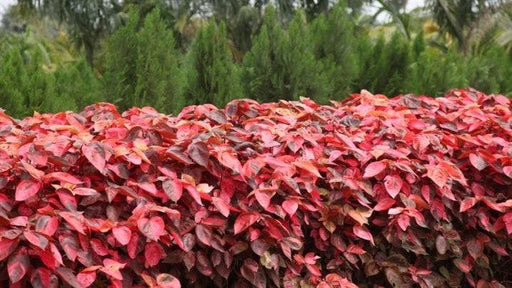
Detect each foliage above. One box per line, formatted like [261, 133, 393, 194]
[1, 89, 512, 287]
[184, 20, 242, 108]
[104, 9, 184, 114]
[310, 0, 358, 99]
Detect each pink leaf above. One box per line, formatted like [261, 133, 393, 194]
[234, 213, 259, 235]
[113, 226, 132, 246]
[353, 225, 374, 245]
[363, 161, 387, 178]
[15, 179, 42, 201]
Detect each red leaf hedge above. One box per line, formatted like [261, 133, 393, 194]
[1, 89, 512, 287]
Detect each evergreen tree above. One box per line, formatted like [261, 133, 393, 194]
[135, 8, 184, 114]
[54, 58, 101, 110]
[184, 20, 242, 107]
[412, 30, 426, 60]
[104, 8, 184, 114]
[285, 9, 329, 103]
[0, 45, 26, 116]
[242, 6, 290, 102]
[310, 0, 358, 99]
[104, 9, 139, 111]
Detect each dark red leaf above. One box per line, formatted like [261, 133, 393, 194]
[56, 267, 82, 288]
[145, 242, 165, 268]
[240, 259, 266, 288]
[82, 142, 106, 172]
[187, 142, 209, 167]
[162, 178, 183, 202]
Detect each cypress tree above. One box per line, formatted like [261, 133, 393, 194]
[285, 9, 329, 103]
[310, 0, 358, 99]
[104, 8, 184, 114]
[242, 6, 289, 102]
[184, 20, 242, 108]
[54, 58, 101, 110]
[103, 10, 139, 111]
[135, 8, 184, 114]
[0, 45, 26, 117]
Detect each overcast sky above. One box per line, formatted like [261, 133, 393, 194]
[0, 0, 426, 18]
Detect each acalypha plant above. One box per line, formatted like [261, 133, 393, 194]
[0, 89, 511, 287]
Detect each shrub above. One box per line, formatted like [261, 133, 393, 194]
[0, 89, 511, 287]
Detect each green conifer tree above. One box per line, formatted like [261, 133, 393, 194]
[285, 9, 329, 103]
[135, 8, 184, 114]
[103, 9, 139, 111]
[242, 6, 290, 102]
[184, 20, 242, 107]
[310, 0, 358, 99]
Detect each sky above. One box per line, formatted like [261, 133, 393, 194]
[0, 0, 426, 18]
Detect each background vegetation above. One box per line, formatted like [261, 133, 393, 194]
[1, 0, 511, 117]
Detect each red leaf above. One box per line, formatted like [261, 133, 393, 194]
[59, 212, 86, 235]
[255, 189, 272, 209]
[503, 212, 512, 235]
[35, 216, 58, 237]
[187, 142, 209, 167]
[469, 153, 487, 171]
[212, 197, 230, 217]
[156, 273, 181, 288]
[30, 268, 52, 288]
[0, 238, 19, 261]
[82, 142, 106, 172]
[20, 160, 44, 180]
[8, 253, 30, 283]
[353, 225, 374, 245]
[195, 224, 212, 247]
[15, 179, 42, 201]
[384, 175, 403, 198]
[453, 258, 472, 273]
[56, 267, 82, 288]
[162, 179, 183, 202]
[374, 198, 396, 211]
[23, 230, 49, 250]
[294, 160, 322, 178]
[145, 242, 165, 268]
[217, 151, 242, 174]
[427, 164, 449, 188]
[77, 270, 97, 287]
[234, 213, 259, 235]
[113, 226, 132, 246]
[282, 200, 299, 216]
[100, 258, 126, 280]
[57, 189, 78, 211]
[240, 259, 267, 288]
[363, 161, 387, 178]
[137, 216, 165, 241]
[460, 197, 478, 212]
[503, 166, 512, 178]
[44, 172, 83, 184]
